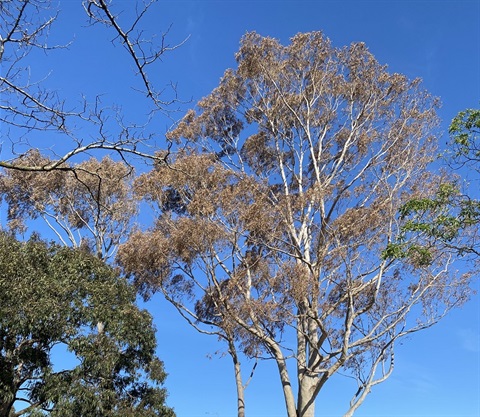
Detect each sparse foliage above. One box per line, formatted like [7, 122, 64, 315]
[119, 32, 474, 417]
[390, 108, 480, 263]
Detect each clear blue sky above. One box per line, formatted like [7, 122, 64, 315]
[7, 1, 480, 416]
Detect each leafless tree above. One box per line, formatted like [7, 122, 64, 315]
[119, 32, 474, 417]
[0, 0, 184, 172]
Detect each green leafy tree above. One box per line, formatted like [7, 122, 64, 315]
[450, 108, 480, 167]
[386, 108, 480, 260]
[0, 232, 174, 417]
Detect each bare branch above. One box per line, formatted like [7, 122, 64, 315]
[82, 0, 188, 109]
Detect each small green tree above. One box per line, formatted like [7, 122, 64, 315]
[0, 232, 174, 417]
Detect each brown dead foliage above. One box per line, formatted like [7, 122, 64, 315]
[119, 31, 474, 417]
[0, 150, 136, 257]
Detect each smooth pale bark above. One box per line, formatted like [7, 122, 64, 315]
[273, 351, 297, 417]
[343, 408, 358, 417]
[230, 341, 246, 417]
[297, 374, 317, 417]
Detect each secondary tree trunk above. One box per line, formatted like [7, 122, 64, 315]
[232, 350, 245, 417]
[272, 351, 297, 417]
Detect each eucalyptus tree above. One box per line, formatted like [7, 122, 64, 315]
[0, 151, 136, 260]
[119, 32, 475, 417]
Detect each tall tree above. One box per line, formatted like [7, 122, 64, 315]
[0, 232, 174, 417]
[119, 32, 474, 417]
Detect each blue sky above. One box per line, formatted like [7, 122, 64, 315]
[4, 0, 480, 416]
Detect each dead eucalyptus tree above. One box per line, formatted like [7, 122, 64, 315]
[0, 150, 136, 260]
[119, 32, 473, 417]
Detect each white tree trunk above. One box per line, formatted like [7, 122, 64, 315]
[273, 353, 297, 417]
[232, 353, 245, 417]
[297, 374, 317, 417]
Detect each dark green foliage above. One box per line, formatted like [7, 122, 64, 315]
[382, 243, 433, 267]
[0, 232, 174, 417]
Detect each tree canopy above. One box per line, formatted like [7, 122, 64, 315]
[0, 232, 174, 417]
[119, 32, 475, 417]
[449, 108, 480, 167]
[0, 152, 136, 260]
